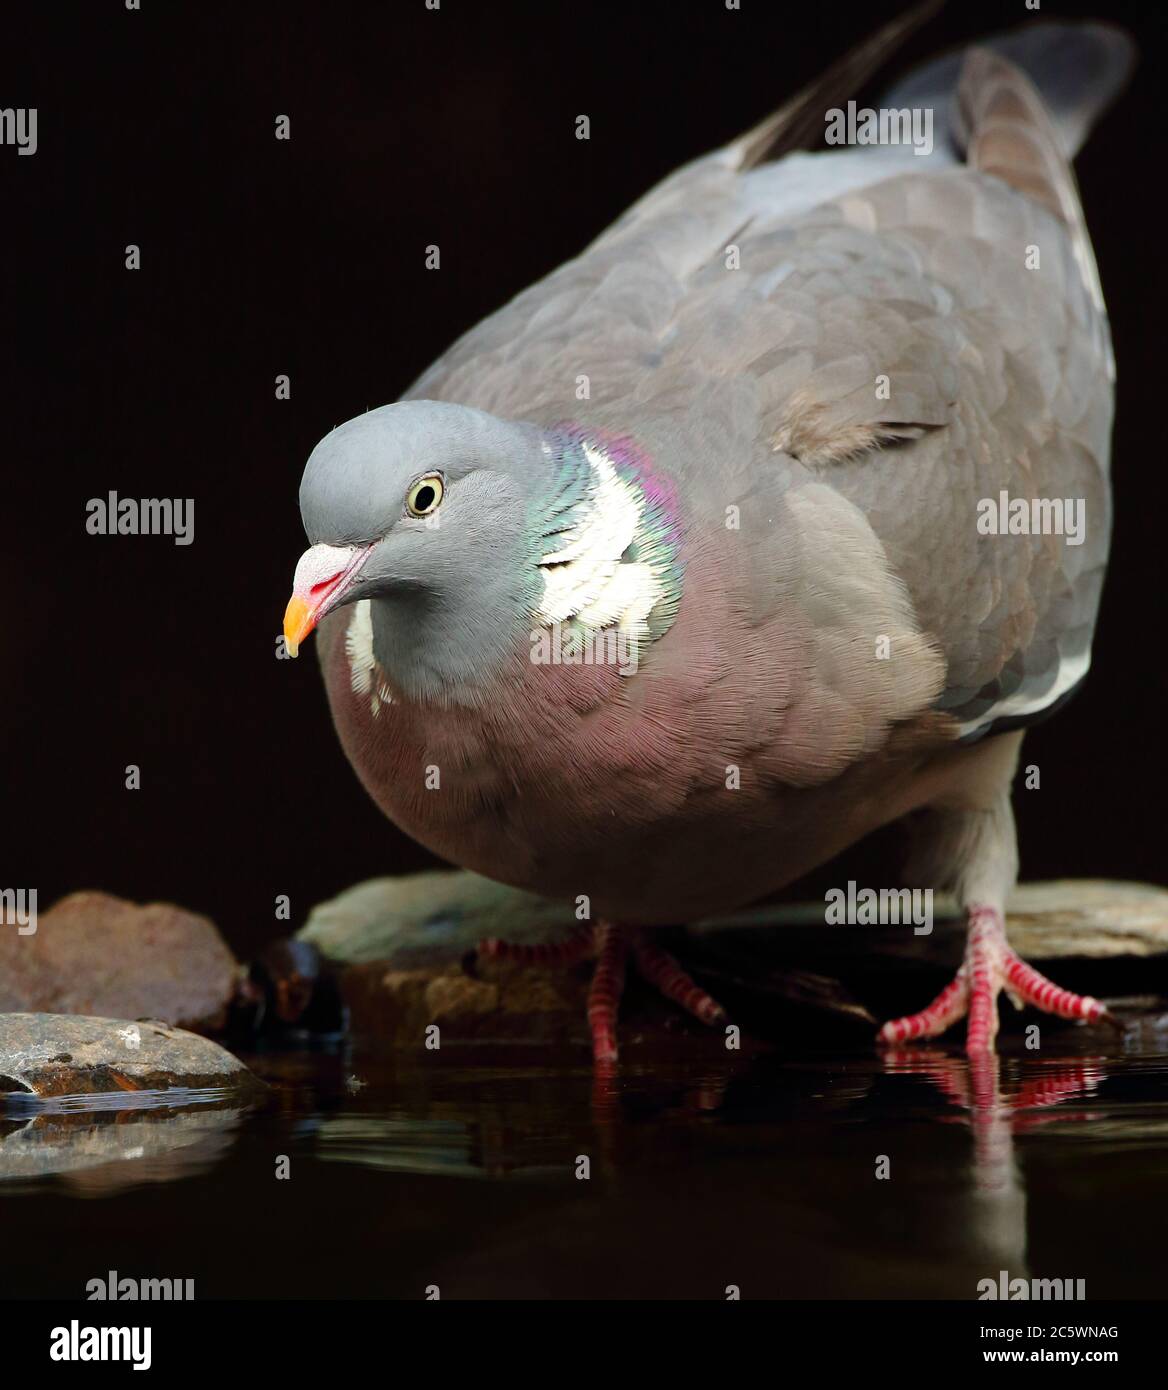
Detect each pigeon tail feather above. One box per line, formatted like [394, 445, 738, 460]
[882, 21, 1135, 162]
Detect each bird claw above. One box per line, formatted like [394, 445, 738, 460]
[877, 905, 1110, 1053]
[479, 920, 728, 1064]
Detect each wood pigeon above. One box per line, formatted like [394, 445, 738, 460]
[283, 9, 1133, 1063]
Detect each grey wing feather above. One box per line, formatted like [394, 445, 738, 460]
[405, 21, 1122, 746]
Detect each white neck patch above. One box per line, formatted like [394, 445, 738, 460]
[345, 599, 394, 717]
[535, 442, 664, 640]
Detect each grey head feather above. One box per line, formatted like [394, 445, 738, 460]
[296, 400, 597, 704]
[301, 400, 548, 545]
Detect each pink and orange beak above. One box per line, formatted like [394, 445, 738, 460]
[283, 543, 373, 657]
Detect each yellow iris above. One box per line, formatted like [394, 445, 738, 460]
[406, 474, 444, 517]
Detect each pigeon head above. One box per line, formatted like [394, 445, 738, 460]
[283, 400, 597, 700]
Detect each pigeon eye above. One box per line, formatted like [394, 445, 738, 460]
[406, 474, 444, 517]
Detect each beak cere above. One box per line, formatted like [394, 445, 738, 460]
[283, 542, 372, 658]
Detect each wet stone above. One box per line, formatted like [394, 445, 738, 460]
[0, 1013, 264, 1098]
[339, 958, 584, 1047]
[0, 892, 238, 1032]
[295, 873, 1168, 1053]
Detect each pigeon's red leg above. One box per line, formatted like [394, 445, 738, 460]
[878, 905, 1110, 1053]
[1000, 950, 1109, 1026]
[587, 922, 627, 1065]
[876, 973, 969, 1043]
[965, 906, 1005, 1051]
[477, 921, 729, 1064]
[478, 929, 594, 966]
[630, 933, 727, 1027]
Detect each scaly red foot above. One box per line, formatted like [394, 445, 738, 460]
[480, 921, 727, 1064]
[877, 904, 1111, 1053]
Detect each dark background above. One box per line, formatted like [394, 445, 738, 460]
[3, 0, 1164, 962]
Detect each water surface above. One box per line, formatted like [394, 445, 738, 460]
[3, 1027, 1166, 1300]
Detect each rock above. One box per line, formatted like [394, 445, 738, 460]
[693, 879, 1168, 966]
[300, 872, 1168, 969]
[0, 892, 238, 1032]
[298, 870, 565, 966]
[986, 880, 1168, 960]
[298, 872, 604, 1048]
[335, 947, 825, 1053]
[294, 873, 1168, 1051]
[423, 973, 500, 1019]
[339, 958, 583, 1047]
[0, 1013, 264, 1098]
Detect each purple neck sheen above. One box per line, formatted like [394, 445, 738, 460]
[551, 421, 684, 547]
[548, 421, 686, 643]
